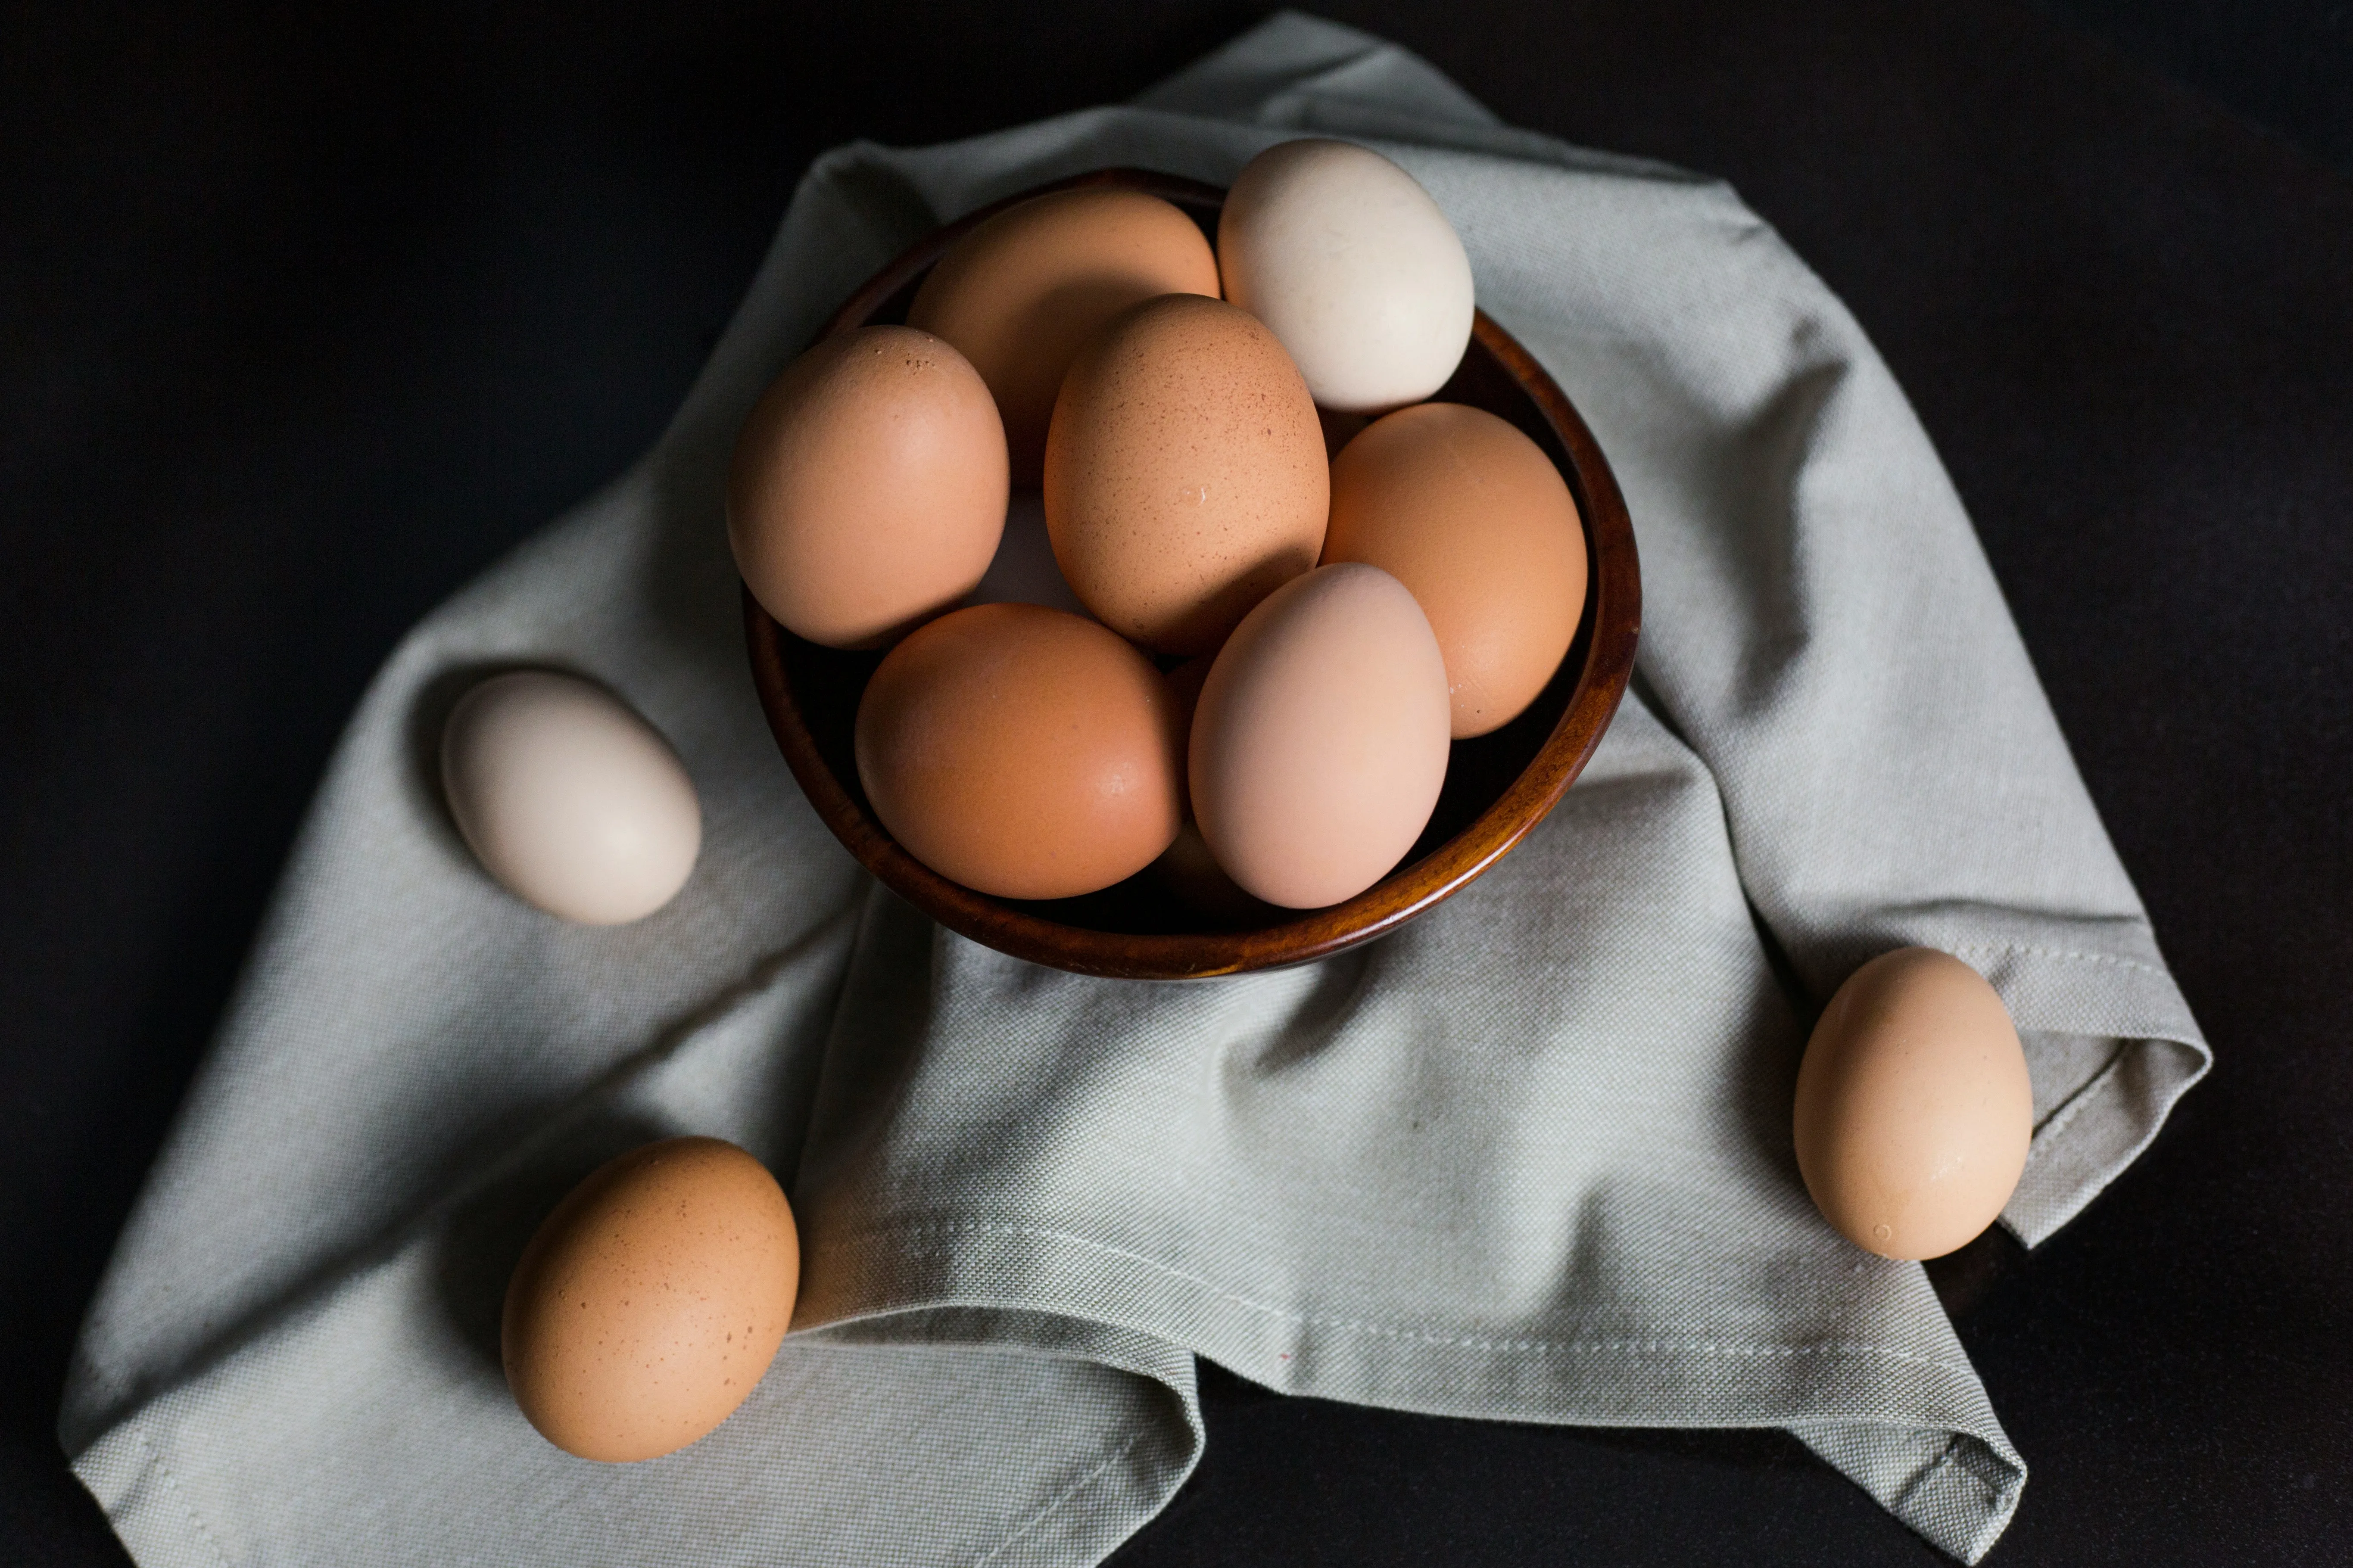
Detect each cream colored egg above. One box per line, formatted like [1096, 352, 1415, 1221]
[440, 670, 701, 924]
[1792, 947, 2035, 1260]
[1218, 139, 1475, 414]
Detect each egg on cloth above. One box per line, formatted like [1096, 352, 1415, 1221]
[728, 324, 1007, 649]
[501, 1137, 800, 1463]
[1188, 563, 1450, 908]
[908, 186, 1221, 485]
[1044, 293, 1328, 654]
[1323, 402, 1587, 737]
[854, 601, 1184, 899]
[1218, 138, 1475, 414]
[1792, 948, 2035, 1260]
[439, 670, 701, 925]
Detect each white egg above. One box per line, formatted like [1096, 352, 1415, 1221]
[440, 670, 701, 924]
[1217, 139, 1476, 414]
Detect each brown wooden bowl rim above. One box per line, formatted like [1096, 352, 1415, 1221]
[743, 166, 1642, 980]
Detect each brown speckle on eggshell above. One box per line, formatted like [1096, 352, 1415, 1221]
[1043, 294, 1328, 655]
[908, 187, 1221, 485]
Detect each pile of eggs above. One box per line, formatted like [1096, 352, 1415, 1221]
[437, 141, 2041, 1473]
[729, 140, 1589, 912]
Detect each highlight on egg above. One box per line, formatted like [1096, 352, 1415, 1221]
[1792, 947, 2035, 1261]
[728, 324, 1008, 649]
[1323, 401, 1587, 737]
[854, 601, 1184, 900]
[908, 186, 1222, 485]
[1044, 293, 1328, 654]
[439, 669, 702, 925]
[502, 1137, 800, 1463]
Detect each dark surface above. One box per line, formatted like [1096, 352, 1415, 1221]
[3, 2, 2347, 1564]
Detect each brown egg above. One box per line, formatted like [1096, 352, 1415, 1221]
[855, 602, 1183, 899]
[1792, 948, 2035, 1261]
[908, 188, 1221, 485]
[1190, 563, 1450, 908]
[1044, 294, 1328, 655]
[727, 325, 1007, 649]
[1322, 402, 1587, 738]
[502, 1137, 799, 1463]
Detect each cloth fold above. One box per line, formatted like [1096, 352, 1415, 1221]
[63, 14, 2207, 1566]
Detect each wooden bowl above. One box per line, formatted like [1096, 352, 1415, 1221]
[745, 167, 1640, 979]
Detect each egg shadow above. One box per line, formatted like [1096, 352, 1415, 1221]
[430, 1108, 672, 1377]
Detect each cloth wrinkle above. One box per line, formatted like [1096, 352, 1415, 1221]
[828, 1216, 1977, 1373]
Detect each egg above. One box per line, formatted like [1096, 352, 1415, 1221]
[502, 1137, 799, 1463]
[907, 187, 1222, 485]
[1044, 293, 1327, 654]
[1218, 139, 1475, 414]
[1792, 948, 2035, 1261]
[855, 602, 1183, 899]
[728, 325, 1007, 649]
[1189, 563, 1450, 908]
[440, 670, 701, 925]
[1323, 402, 1587, 737]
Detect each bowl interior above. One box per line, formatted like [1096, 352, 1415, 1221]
[745, 168, 1638, 978]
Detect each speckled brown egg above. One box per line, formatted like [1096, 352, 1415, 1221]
[502, 1137, 799, 1463]
[908, 187, 1221, 485]
[854, 601, 1183, 899]
[1043, 294, 1327, 655]
[1792, 948, 2035, 1261]
[727, 325, 1007, 649]
[1323, 402, 1587, 738]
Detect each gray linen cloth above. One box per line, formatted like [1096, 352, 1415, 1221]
[63, 14, 2209, 1565]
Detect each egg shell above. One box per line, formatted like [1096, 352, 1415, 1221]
[1189, 563, 1451, 908]
[854, 601, 1183, 899]
[1044, 294, 1328, 654]
[1324, 402, 1588, 737]
[1792, 948, 2035, 1261]
[907, 187, 1222, 485]
[440, 670, 701, 925]
[1218, 139, 1475, 414]
[728, 325, 1007, 649]
[502, 1137, 799, 1463]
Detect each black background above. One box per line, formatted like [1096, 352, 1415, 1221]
[3, 2, 2348, 1563]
